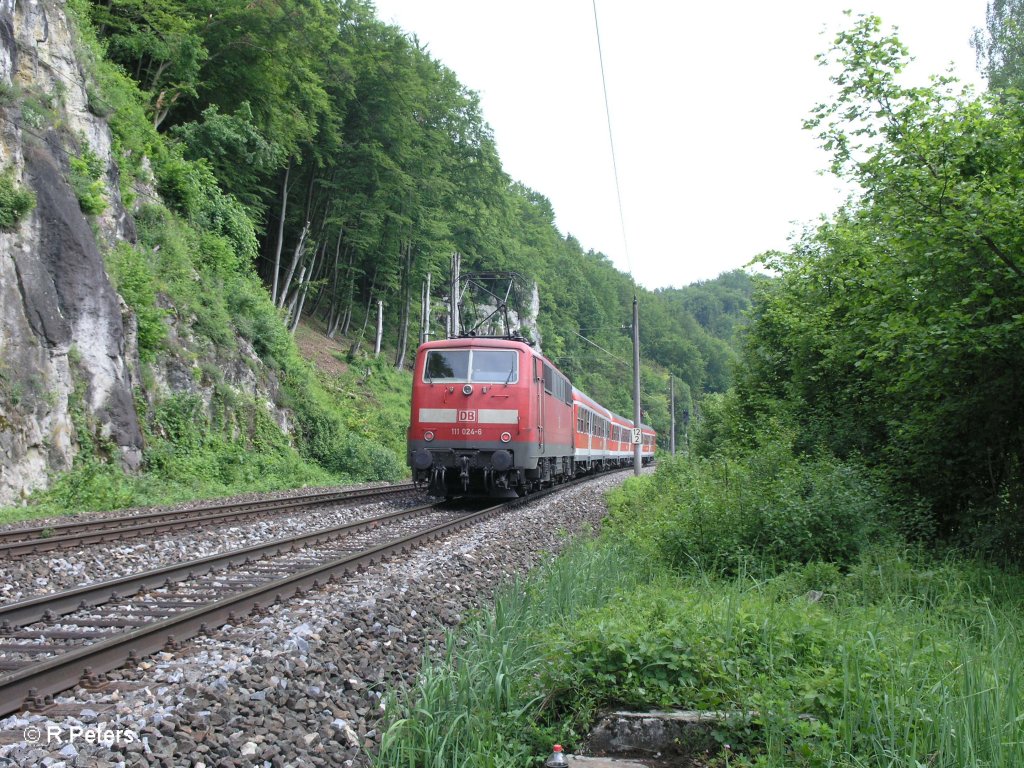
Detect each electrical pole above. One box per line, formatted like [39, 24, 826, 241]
[632, 296, 642, 476]
[670, 374, 676, 456]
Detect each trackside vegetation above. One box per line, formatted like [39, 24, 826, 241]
[375, 458, 1024, 768]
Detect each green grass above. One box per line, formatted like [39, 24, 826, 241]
[377, 539, 654, 768]
[374, 455, 1024, 768]
[544, 549, 1023, 767]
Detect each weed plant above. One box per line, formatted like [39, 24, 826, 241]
[0, 168, 35, 230]
[376, 453, 1023, 768]
[376, 539, 654, 768]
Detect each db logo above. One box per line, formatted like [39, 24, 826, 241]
[458, 410, 477, 423]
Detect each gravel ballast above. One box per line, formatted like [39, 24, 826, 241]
[0, 473, 633, 768]
[0, 494, 419, 606]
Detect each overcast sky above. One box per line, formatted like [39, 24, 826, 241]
[372, 1, 989, 290]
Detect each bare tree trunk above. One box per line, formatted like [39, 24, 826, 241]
[299, 239, 328, 322]
[338, 247, 357, 336]
[290, 268, 314, 334]
[373, 300, 384, 357]
[271, 160, 292, 305]
[420, 272, 432, 345]
[327, 245, 353, 339]
[277, 220, 310, 310]
[286, 265, 307, 324]
[287, 243, 321, 332]
[449, 252, 461, 338]
[340, 303, 352, 337]
[395, 242, 413, 370]
[348, 266, 378, 358]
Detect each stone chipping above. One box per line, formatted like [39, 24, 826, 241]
[0, 473, 630, 768]
[0, 486, 415, 605]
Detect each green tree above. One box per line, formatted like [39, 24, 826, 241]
[972, 0, 1024, 91]
[739, 14, 1024, 536]
[89, 0, 207, 128]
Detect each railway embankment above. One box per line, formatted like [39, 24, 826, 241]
[0, 474, 624, 767]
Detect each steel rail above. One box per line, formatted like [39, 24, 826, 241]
[0, 500, 448, 628]
[0, 483, 417, 557]
[0, 471, 624, 718]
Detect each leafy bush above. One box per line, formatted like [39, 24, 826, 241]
[69, 145, 106, 214]
[154, 150, 258, 263]
[0, 169, 35, 229]
[106, 243, 167, 362]
[607, 441, 891, 574]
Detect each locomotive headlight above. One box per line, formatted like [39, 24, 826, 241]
[424, 430, 435, 442]
[500, 432, 512, 443]
[462, 384, 473, 396]
[491, 449, 513, 471]
[412, 449, 433, 470]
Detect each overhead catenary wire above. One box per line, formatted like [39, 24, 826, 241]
[591, 0, 633, 289]
[569, 329, 630, 368]
[592, 0, 644, 471]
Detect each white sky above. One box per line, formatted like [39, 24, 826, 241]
[371, 1, 989, 290]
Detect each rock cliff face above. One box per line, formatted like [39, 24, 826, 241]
[0, 0, 146, 505]
[0, 0, 286, 507]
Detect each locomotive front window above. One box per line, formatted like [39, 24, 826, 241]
[423, 349, 518, 383]
[471, 350, 519, 383]
[424, 350, 470, 381]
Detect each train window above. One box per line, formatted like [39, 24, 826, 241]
[424, 350, 469, 381]
[471, 350, 518, 383]
[423, 349, 518, 383]
[564, 378, 572, 406]
[543, 363, 554, 394]
[577, 408, 584, 432]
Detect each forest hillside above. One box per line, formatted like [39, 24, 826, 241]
[0, 0, 753, 515]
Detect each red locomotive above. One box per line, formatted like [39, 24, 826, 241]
[407, 335, 655, 496]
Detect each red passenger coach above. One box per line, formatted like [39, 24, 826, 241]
[408, 337, 575, 496]
[572, 391, 655, 472]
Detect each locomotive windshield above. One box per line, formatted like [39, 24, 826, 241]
[423, 349, 518, 384]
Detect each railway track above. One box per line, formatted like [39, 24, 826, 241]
[0, 483, 417, 558]
[0, 472, 622, 720]
[0, 494, 482, 718]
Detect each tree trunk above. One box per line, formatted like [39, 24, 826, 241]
[338, 247, 357, 336]
[420, 272, 432, 345]
[374, 300, 384, 357]
[348, 266, 378, 358]
[271, 160, 292, 305]
[395, 241, 413, 370]
[315, 228, 344, 324]
[277, 220, 310, 310]
[450, 252, 461, 338]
